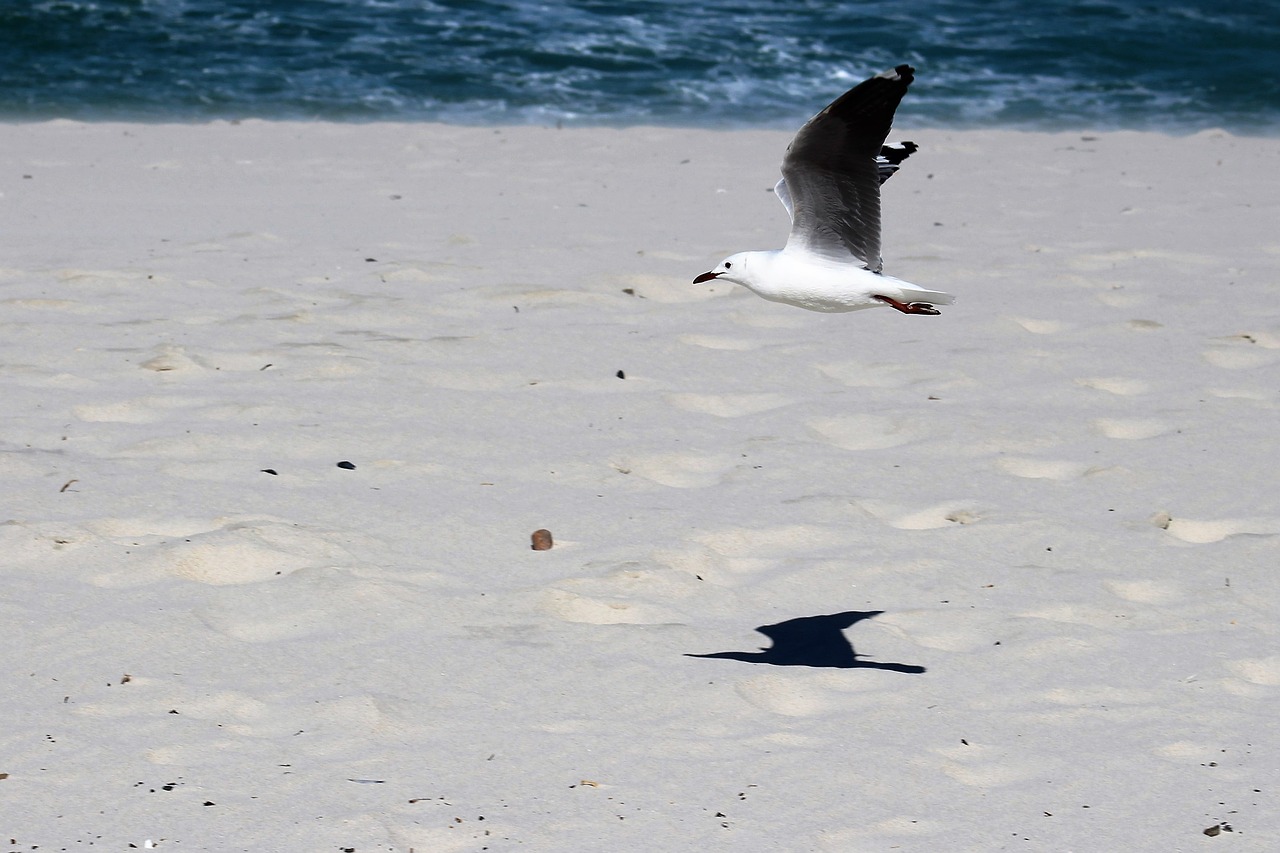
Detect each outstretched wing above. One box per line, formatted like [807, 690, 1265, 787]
[780, 65, 914, 271]
[876, 141, 918, 185]
[775, 140, 917, 221]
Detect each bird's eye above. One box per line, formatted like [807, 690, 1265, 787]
[724, 261, 733, 269]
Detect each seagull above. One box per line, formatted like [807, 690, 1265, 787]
[693, 65, 953, 316]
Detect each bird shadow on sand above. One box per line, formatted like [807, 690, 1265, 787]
[685, 610, 925, 672]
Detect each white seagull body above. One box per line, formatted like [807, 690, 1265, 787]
[694, 65, 953, 316]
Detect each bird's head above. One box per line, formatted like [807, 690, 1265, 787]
[693, 252, 750, 286]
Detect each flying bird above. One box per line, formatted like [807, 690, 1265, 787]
[693, 65, 953, 316]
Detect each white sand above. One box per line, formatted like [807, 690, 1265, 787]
[2, 120, 1278, 850]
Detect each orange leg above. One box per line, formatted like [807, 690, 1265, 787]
[874, 295, 942, 315]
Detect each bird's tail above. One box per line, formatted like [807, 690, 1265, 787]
[902, 286, 955, 305]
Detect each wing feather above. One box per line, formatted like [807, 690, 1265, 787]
[773, 177, 794, 221]
[781, 65, 915, 271]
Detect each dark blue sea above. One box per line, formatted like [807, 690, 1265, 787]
[3, 0, 1277, 132]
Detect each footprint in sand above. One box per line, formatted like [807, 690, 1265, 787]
[734, 673, 835, 717]
[3, 295, 93, 314]
[88, 518, 355, 587]
[695, 524, 846, 558]
[77, 688, 275, 735]
[816, 360, 959, 389]
[1154, 513, 1280, 544]
[416, 367, 524, 391]
[1208, 387, 1273, 402]
[615, 273, 722, 304]
[72, 395, 207, 424]
[1225, 656, 1280, 686]
[1095, 288, 1147, 308]
[664, 392, 791, 418]
[56, 267, 152, 286]
[146, 694, 407, 758]
[617, 451, 739, 488]
[936, 742, 1047, 788]
[652, 525, 847, 583]
[1103, 579, 1183, 605]
[729, 308, 809, 330]
[677, 333, 759, 351]
[200, 567, 442, 643]
[807, 414, 927, 451]
[1231, 330, 1280, 348]
[1009, 316, 1070, 335]
[196, 568, 354, 642]
[1068, 247, 1214, 272]
[1202, 347, 1279, 370]
[541, 589, 676, 625]
[540, 563, 700, 625]
[85, 516, 223, 538]
[0, 519, 99, 566]
[139, 344, 277, 374]
[821, 817, 947, 846]
[874, 610, 997, 654]
[1092, 418, 1171, 440]
[996, 456, 1097, 480]
[138, 345, 211, 374]
[1155, 741, 1232, 763]
[857, 500, 982, 530]
[388, 825, 491, 853]
[1076, 376, 1149, 396]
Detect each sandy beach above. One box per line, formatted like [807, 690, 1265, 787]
[2, 120, 1278, 850]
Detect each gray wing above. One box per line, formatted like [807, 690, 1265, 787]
[780, 65, 915, 271]
[773, 177, 794, 220]
[775, 141, 918, 221]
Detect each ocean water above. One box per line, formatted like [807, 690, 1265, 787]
[2, 0, 1277, 132]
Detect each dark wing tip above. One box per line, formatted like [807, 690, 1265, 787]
[879, 140, 918, 165]
[820, 64, 915, 123]
[876, 141, 919, 184]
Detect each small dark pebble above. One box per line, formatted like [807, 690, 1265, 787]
[531, 529, 554, 551]
[261, 468, 278, 475]
[337, 461, 356, 470]
[616, 370, 625, 379]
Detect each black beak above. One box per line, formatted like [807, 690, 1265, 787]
[692, 271, 721, 284]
